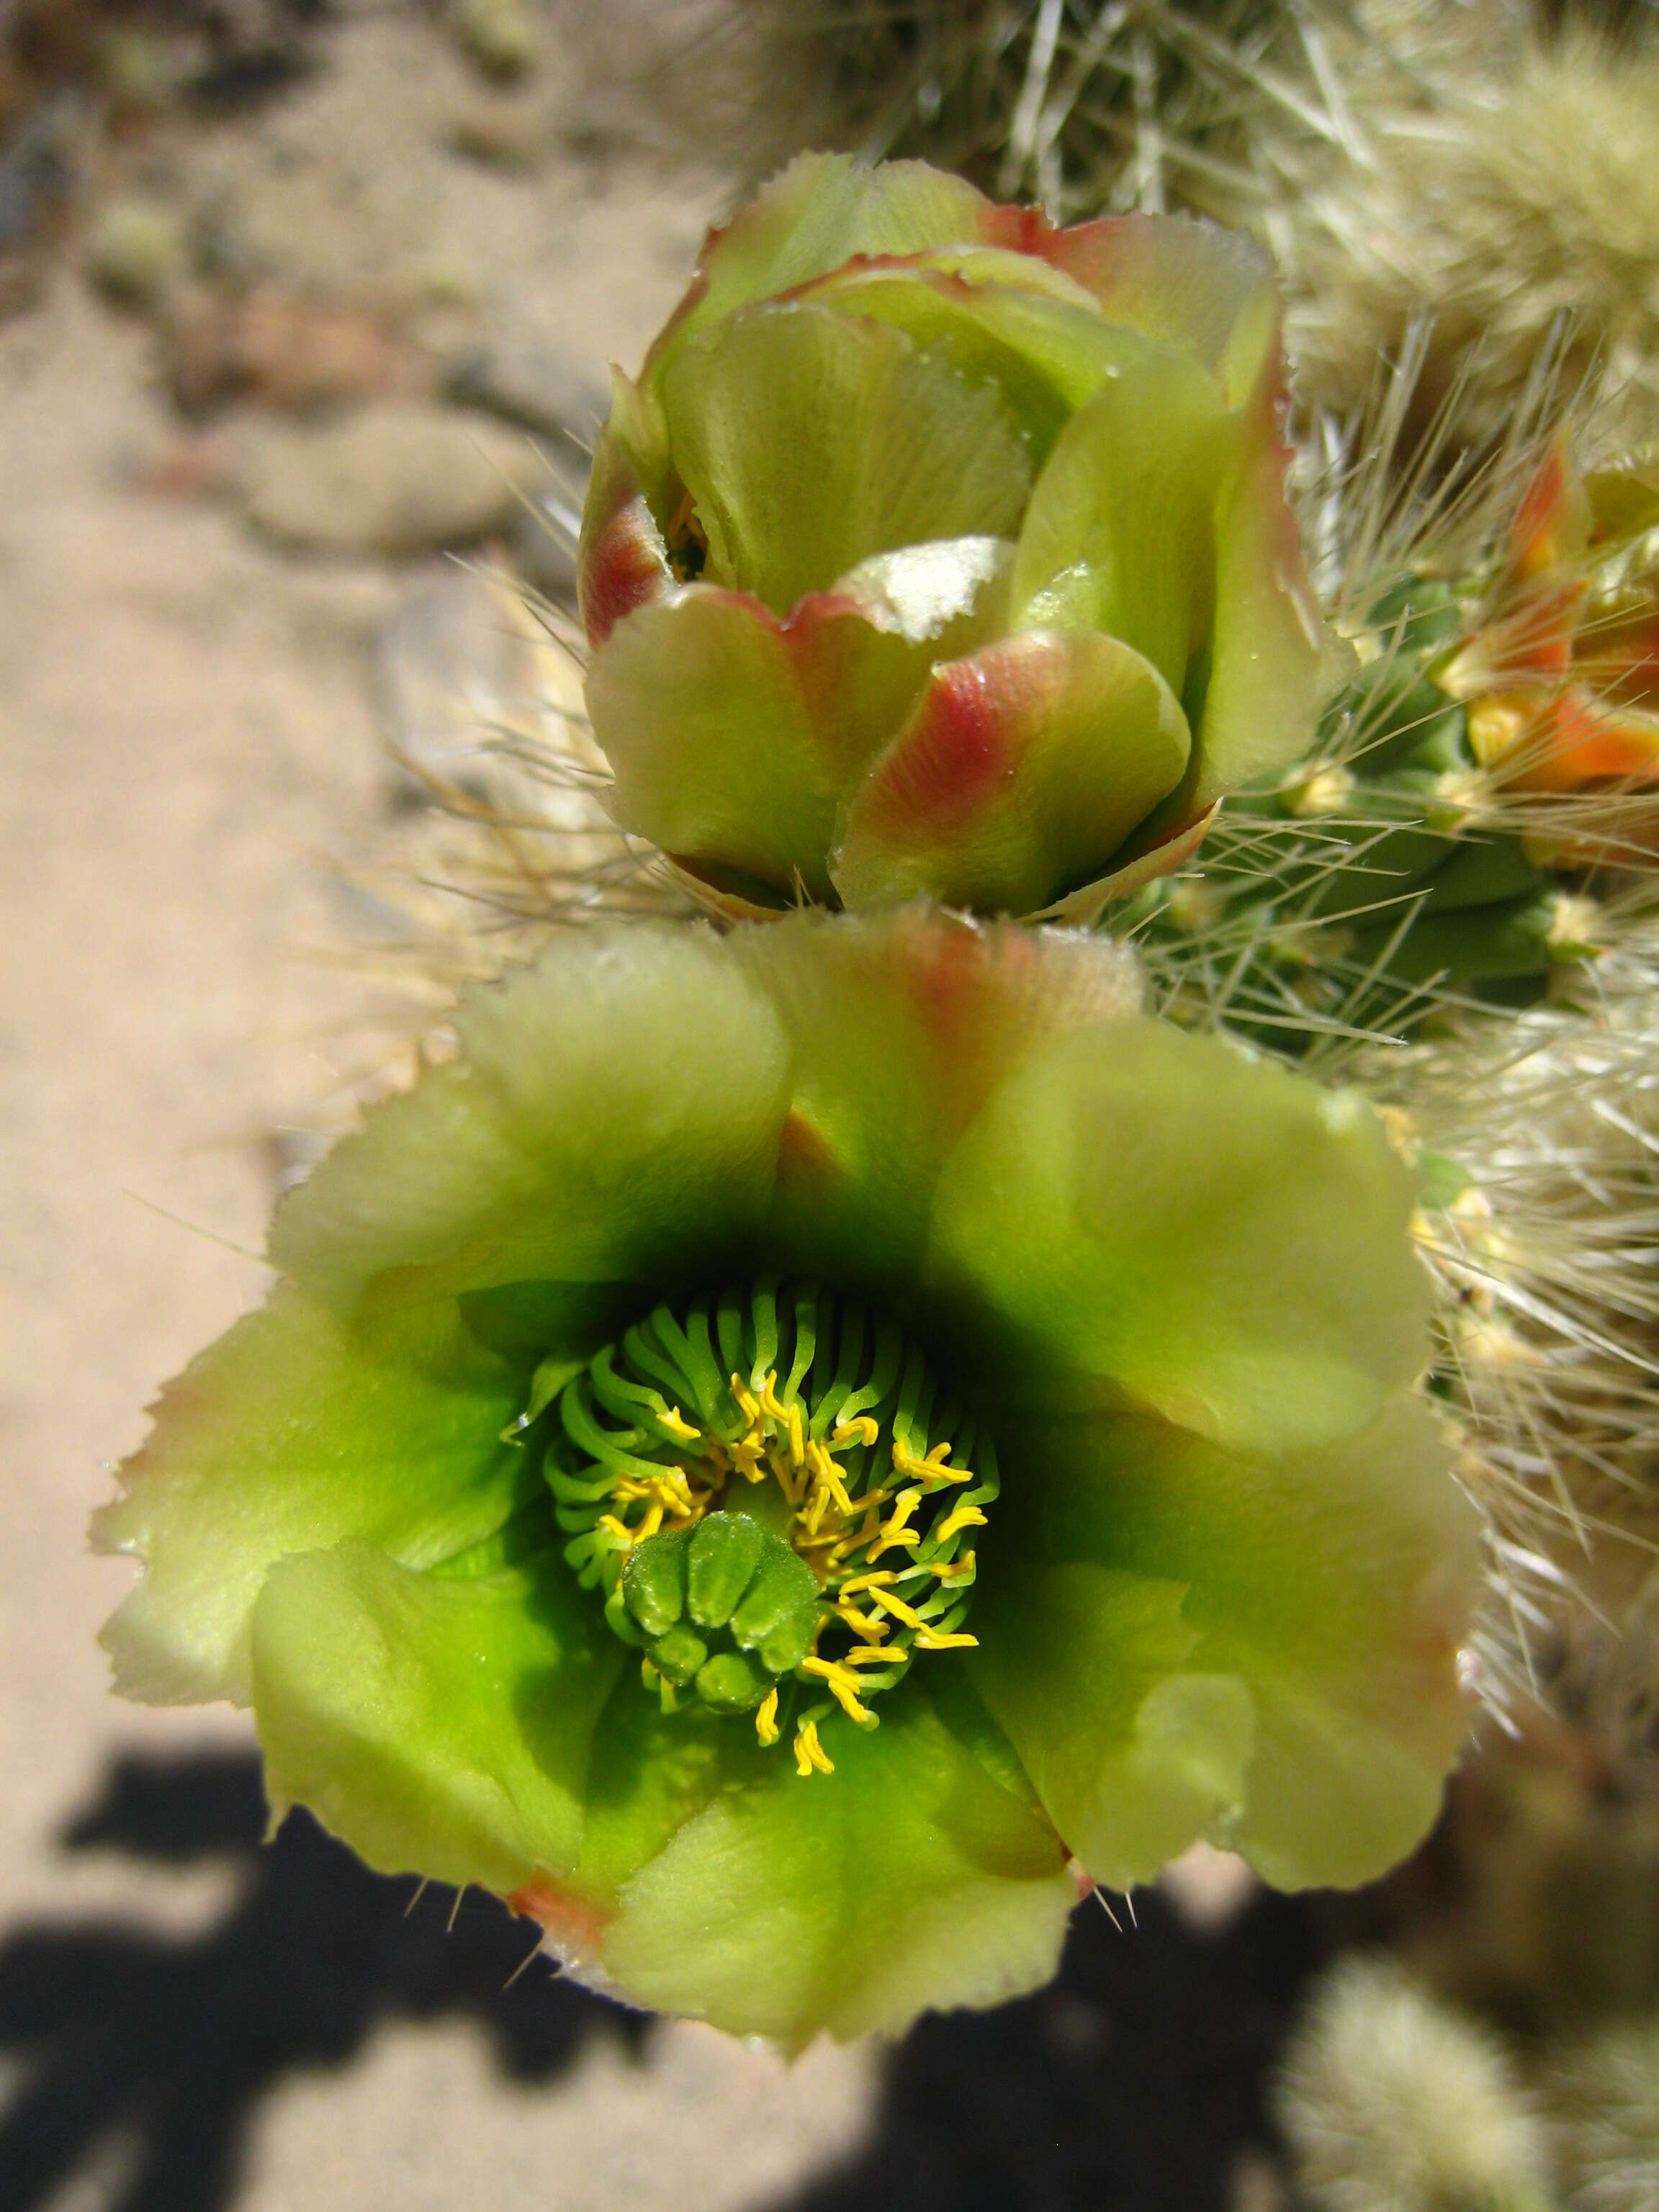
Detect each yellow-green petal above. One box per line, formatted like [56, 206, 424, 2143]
[644, 152, 999, 399]
[1010, 343, 1234, 699]
[967, 1556, 1256, 1889]
[1037, 210, 1276, 388]
[832, 631, 1192, 916]
[602, 1688, 1074, 2046]
[252, 1543, 623, 1905]
[661, 302, 1031, 615]
[1191, 334, 1332, 806]
[795, 251, 1144, 463]
[732, 905, 1143, 1288]
[270, 925, 793, 1315]
[922, 1019, 1430, 1455]
[588, 549, 1011, 904]
[94, 1285, 529, 1705]
[974, 1395, 1478, 1890]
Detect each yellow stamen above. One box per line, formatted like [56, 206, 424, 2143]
[892, 1439, 970, 1486]
[814, 1460, 855, 1519]
[755, 1688, 780, 1747]
[730, 1374, 761, 1426]
[657, 1406, 700, 1442]
[869, 1487, 924, 1561]
[842, 1644, 904, 1667]
[834, 1601, 886, 1640]
[932, 1551, 976, 1581]
[832, 1416, 880, 1449]
[732, 1437, 768, 1483]
[935, 1503, 988, 1545]
[794, 1719, 835, 1776]
[801, 1656, 875, 1723]
[837, 1569, 899, 1598]
[915, 1628, 979, 1651]
[866, 1586, 926, 1631]
[803, 1439, 840, 1488]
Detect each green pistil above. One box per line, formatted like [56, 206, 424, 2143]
[518, 1282, 999, 1773]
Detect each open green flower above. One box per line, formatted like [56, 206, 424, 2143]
[96, 909, 1476, 2045]
[578, 154, 1330, 920]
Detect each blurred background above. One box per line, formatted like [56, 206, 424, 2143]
[2, 5, 1655, 2210]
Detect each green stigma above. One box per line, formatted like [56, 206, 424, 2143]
[523, 1283, 998, 1776]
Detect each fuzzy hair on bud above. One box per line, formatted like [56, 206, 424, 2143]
[1275, 1954, 1554, 2212]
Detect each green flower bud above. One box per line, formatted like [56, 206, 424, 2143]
[577, 153, 1331, 920]
[95, 908, 1477, 2046]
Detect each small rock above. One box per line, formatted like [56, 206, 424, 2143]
[121, 428, 236, 500]
[449, 0, 539, 81]
[243, 403, 540, 555]
[93, 31, 182, 118]
[445, 342, 606, 438]
[449, 97, 549, 171]
[166, 284, 421, 413]
[0, 92, 78, 318]
[87, 196, 188, 308]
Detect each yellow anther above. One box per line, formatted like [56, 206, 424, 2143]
[837, 1568, 898, 1597]
[867, 1586, 927, 1631]
[801, 1657, 874, 1724]
[804, 1439, 838, 1488]
[915, 1628, 979, 1651]
[730, 1374, 762, 1425]
[794, 1720, 835, 1777]
[755, 1689, 781, 1747]
[732, 1435, 768, 1483]
[657, 1406, 700, 1443]
[596, 1513, 637, 1547]
[842, 1645, 904, 1667]
[832, 1416, 880, 1449]
[816, 1462, 855, 1518]
[932, 1551, 976, 1581]
[869, 1487, 923, 1562]
[835, 1601, 886, 1640]
[935, 1503, 988, 1545]
[869, 1530, 920, 1560]
[893, 1439, 969, 1486]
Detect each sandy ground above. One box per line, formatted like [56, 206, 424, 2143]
[0, 13, 880, 2208]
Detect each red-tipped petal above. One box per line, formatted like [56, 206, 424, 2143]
[577, 410, 673, 649]
[832, 631, 1192, 917]
[994, 207, 1274, 385]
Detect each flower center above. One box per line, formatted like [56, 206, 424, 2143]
[534, 1282, 997, 1776]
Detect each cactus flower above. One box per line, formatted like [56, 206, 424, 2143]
[1442, 441, 1659, 803]
[577, 154, 1329, 920]
[96, 909, 1476, 2045]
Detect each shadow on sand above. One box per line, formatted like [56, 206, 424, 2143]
[0, 1750, 642, 2212]
[0, 1748, 1336, 2212]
